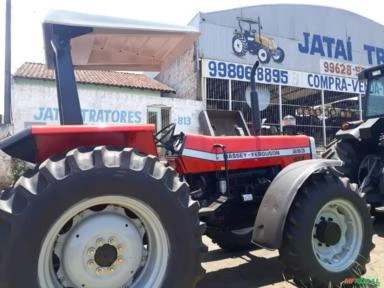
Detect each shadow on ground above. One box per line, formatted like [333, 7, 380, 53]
[374, 219, 384, 237]
[197, 248, 291, 288]
[197, 221, 384, 288]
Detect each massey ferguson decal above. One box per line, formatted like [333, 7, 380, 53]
[232, 16, 285, 64]
[182, 147, 310, 161]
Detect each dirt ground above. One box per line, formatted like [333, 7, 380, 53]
[197, 221, 384, 288]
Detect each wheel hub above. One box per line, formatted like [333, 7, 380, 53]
[56, 207, 144, 288]
[315, 219, 341, 246]
[311, 200, 363, 272]
[234, 39, 243, 51]
[94, 244, 118, 267]
[38, 196, 170, 288]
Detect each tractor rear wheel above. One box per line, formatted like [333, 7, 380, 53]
[232, 34, 248, 57]
[206, 226, 255, 251]
[321, 139, 361, 182]
[279, 173, 374, 287]
[0, 146, 205, 288]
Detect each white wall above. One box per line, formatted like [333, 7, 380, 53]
[12, 78, 204, 134]
[0, 125, 12, 186]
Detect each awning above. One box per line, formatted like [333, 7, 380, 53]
[43, 10, 200, 71]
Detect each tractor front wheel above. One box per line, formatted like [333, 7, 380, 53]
[272, 47, 285, 63]
[0, 147, 205, 288]
[279, 173, 374, 287]
[257, 47, 271, 64]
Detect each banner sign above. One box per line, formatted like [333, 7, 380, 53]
[202, 59, 367, 94]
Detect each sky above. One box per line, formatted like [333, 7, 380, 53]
[1, 0, 384, 118]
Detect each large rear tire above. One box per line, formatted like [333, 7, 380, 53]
[321, 140, 361, 182]
[0, 146, 205, 288]
[279, 173, 374, 287]
[232, 34, 248, 57]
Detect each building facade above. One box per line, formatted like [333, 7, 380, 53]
[157, 4, 384, 146]
[11, 63, 203, 134]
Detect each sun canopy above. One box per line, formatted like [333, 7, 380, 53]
[43, 10, 200, 71]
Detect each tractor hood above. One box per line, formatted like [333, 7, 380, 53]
[43, 10, 200, 71]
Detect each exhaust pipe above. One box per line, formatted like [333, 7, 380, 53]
[250, 61, 261, 135]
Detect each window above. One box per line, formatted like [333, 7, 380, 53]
[366, 76, 384, 118]
[147, 106, 171, 132]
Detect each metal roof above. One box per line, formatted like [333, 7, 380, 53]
[43, 10, 200, 71]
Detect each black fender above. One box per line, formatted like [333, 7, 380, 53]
[251, 159, 342, 250]
[336, 117, 384, 141]
[334, 125, 360, 140]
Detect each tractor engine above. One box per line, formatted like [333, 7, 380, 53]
[187, 166, 279, 229]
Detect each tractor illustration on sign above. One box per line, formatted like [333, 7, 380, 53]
[232, 16, 285, 64]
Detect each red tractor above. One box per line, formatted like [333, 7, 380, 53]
[0, 10, 374, 288]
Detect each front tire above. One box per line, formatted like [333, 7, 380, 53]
[279, 173, 374, 287]
[272, 47, 285, 63]
[0, 146, 205, 288]
[257, 47, 271, 64]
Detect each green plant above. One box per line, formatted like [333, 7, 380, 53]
[10, 159, 28, 181]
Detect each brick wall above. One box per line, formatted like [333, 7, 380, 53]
[156, 46, 201, 101]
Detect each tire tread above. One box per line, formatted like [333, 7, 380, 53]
[0, 146, 206, 287]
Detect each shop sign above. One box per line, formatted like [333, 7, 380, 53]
[202, 59, 367, 94]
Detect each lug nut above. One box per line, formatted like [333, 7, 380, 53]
[87, 247, 96, 256]
[96, 268, 104, 276]
[116, 257, 124, 265]
[117, 245, 124, 253]
[109, 237, 116, 245]
[87, 260, 96, 268]
[109, 266, 115, 273]
[96, 238, 104, 247]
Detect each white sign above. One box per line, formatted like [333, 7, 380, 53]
[319, 59, 366, 78]
[202, 59, 367, 94]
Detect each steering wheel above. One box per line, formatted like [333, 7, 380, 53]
[154, 123, 176, 146]
[154, 123, 185, 153]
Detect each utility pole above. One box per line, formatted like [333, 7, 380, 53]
[4, 0, 12, 124]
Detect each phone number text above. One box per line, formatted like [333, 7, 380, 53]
[320, 60, 365, 78]
[205, 60, 288, 84]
